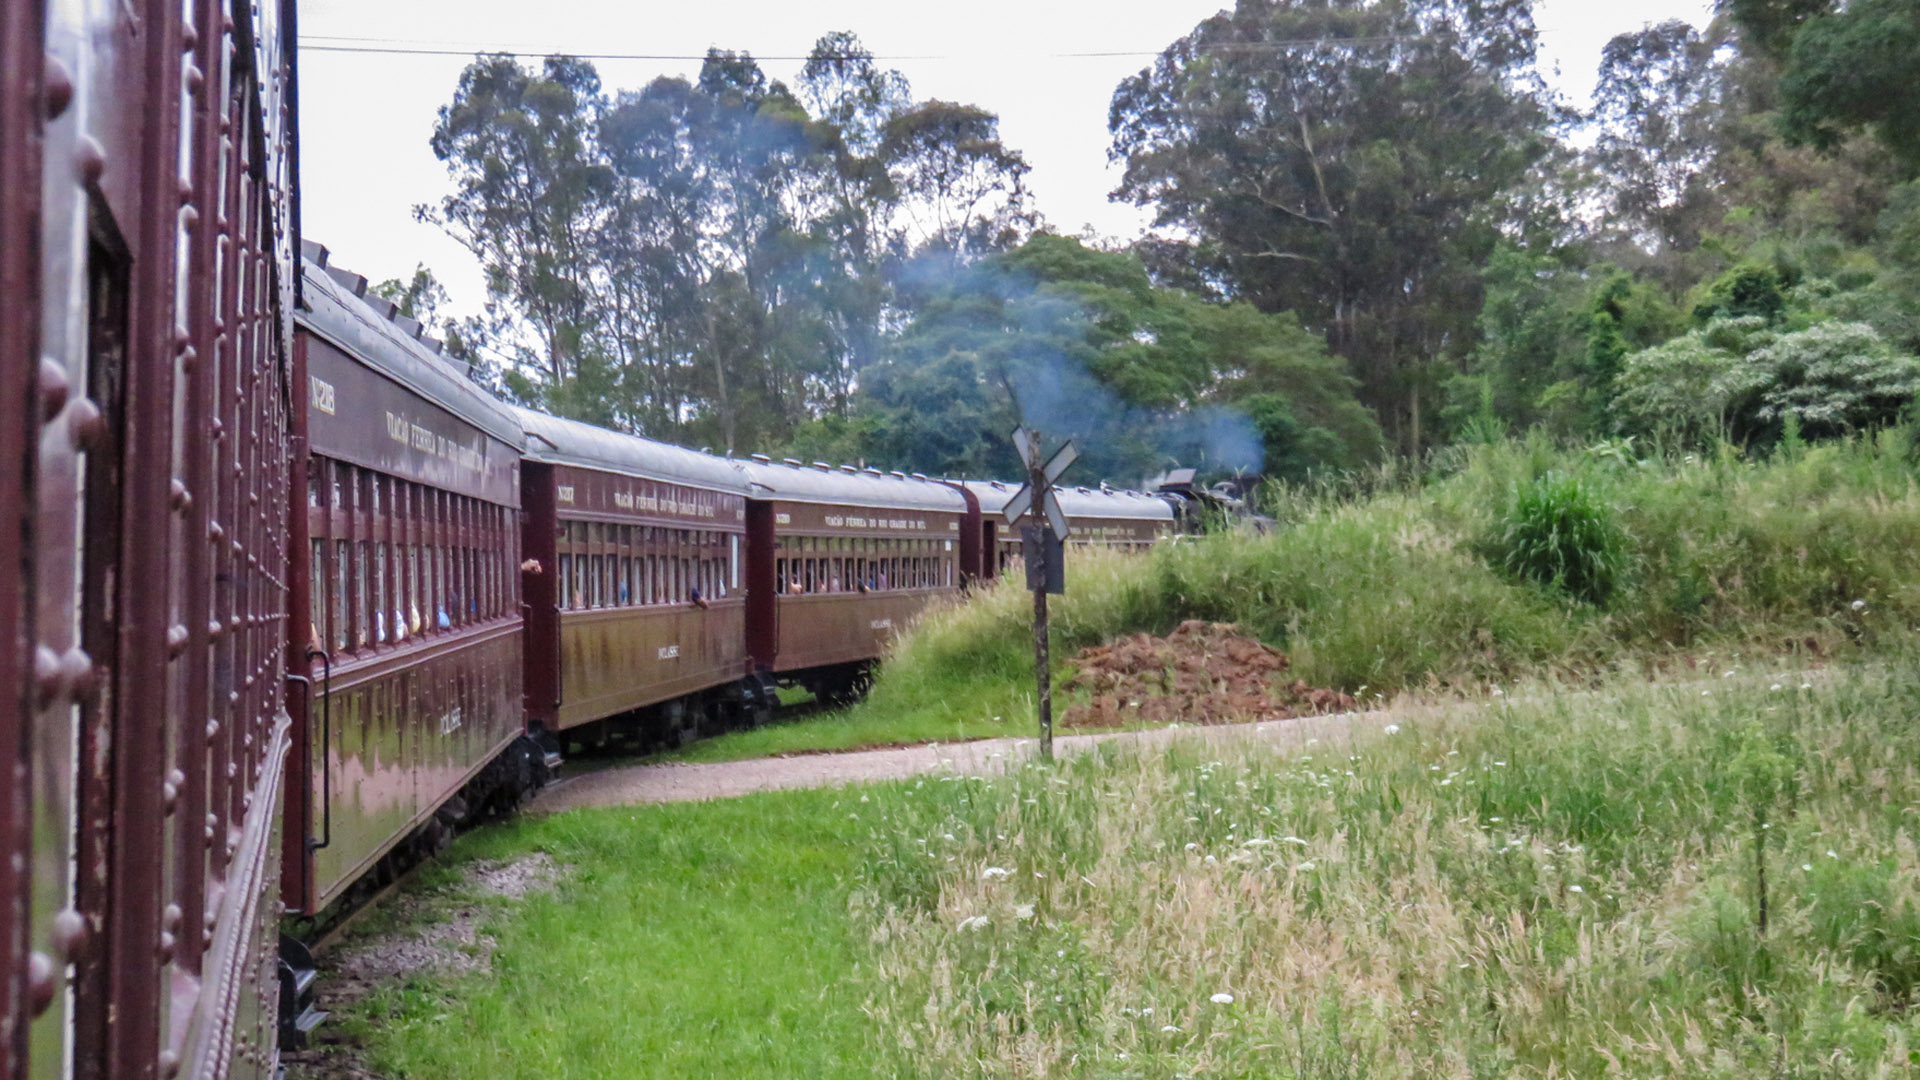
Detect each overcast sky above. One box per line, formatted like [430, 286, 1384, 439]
[298, 0, 1716, 317]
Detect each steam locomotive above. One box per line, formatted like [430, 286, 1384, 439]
[1, 5, 1216, 1076]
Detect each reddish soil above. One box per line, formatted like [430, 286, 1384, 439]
[1064, 620, 1356, 728]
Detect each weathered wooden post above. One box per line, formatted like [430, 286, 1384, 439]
[1005, 428, 1076, 760]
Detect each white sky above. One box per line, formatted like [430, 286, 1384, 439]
[298, 0, 1715, 318]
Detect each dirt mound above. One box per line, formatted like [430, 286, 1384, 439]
[1064, 620, 1356, 728]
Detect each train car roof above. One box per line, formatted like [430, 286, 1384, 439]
[511, 406, 749, 493]
[739, 459, 967, 513]
[956, 479, 1177, 522]
[296, 246, 523, 446]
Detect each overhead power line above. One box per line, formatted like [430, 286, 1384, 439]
[297, 33, 1431, 62]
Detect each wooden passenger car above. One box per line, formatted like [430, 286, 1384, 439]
[2, 1, 300, 1076]
[287, 246, 535, 919]
[742, 460, 972, 703]
[958, 481, 1177, 575]
[515, 409, 761, 746]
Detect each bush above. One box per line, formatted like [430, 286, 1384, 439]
[1486, 471, 1625, 606]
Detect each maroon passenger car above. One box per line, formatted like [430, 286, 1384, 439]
[3, 1, 300, 1077]
[742, 460, 971, 704]
[286, 245, 541, 923]
[957, 480, 1176, 576]
[515, 409, 765, 748]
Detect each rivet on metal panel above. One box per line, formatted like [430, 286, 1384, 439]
[59, 647, 93, 698]
[43, 55, 74, 119]
[170, 480, 192, 512]
[177, 178, 192, 206]
[208, 520, 224, 542]
[163, 904, 182, 933]
[167, 624, 188, 656]
[66, 396, 105, 449]
[181, 23, 196, 50]
[157, 931, 175, 962]
[230, 539, 243, 556]
[185, 64, 204, 97]
[205, 718, 219, 739]
[210, 417, 224, 439]
[207, 619, 223, 640]
[37, 355, 69, 419]
[180, 204, 199, 229]
[158, 1050, 180, 1080]
[227, 690, 239, 707]
[26, 953, 56, 1017]
[178, 344, 196, 374]
[162, 772, 181, 813]
[33, 645, 62, 707]
[75, 135, 105, 184]
[50, 908, 87, 961]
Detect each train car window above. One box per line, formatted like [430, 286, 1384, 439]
[586, 523, 601, 609]
[373, 478, 390, 644]
[730, 534, 741, 592]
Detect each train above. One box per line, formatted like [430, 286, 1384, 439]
[1, 6, 1230, 1077]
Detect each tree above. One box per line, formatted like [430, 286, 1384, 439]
[1109, 0, 1561, 453]
[1773, 0, 1920, 172]
[883, 101, 1036, 259]
[845, 234, 1381, 483]
[422, 55, 611, 385]
[1590, 21, 1732, 259]
[372, 264, 451, 326]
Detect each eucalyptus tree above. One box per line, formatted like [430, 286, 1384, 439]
[1108, 0, 1560, 452]
[421, 54, 612, 386]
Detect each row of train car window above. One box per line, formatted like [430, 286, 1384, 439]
[776, 535, 956, 594]
[307, 457, 517, 656]
[993, 536, 1157, 572]
[555, 520, 737, 610]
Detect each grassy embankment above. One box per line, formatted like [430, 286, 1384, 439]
[356, 655, 1920, 1078]
[675, 433, 1920, 762]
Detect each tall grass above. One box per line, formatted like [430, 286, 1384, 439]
[356, 654, 1920, 1077]
[856, 656, 1920, 1077]
[680, 431, 1920, 761]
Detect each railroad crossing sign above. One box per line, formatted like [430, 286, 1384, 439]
[1007, 426, 1078, 761]
[1001, 430, 1078, 538]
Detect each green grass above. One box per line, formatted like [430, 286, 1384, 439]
[355, 792, 877, 1079]
[345, 654, 1920, 1077]
[676, 432, 1920, 763]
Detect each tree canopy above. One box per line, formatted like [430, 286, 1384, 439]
[406, 6, 1920, 483]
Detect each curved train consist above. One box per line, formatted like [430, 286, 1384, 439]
[2, 6, 1221, 1076]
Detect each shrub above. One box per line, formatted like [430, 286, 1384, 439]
[1486, 471, 1625, 606]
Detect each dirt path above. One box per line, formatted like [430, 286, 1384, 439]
[531, 661, 1837, 813]
[533, 707, 1399, 812]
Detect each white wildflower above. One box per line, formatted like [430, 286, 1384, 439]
[1205, 854, 1217, 864]
[982, 867, 1011, 880]
[942, 833, 955, 842]
[1161, 1024, 1180, 1033]
[1184, 842, 1199, 851]
[1491, 687, 1504, 697]
[1568, 884, 1584, 894]
[1770, 683, 1783, 692]
[1242, 838, 1272, 847]
[1851, 599, 1866, 611]
[1297, 861, 1316, 871]
[1802, 864, 1813, 872]
[1827, 850, 1838, 858]
[1015, 903, 1035, 920]
[1210, 992, 1235, 1005]
[1383, 724, 1402, 735]
[957, 915, 989, 932]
